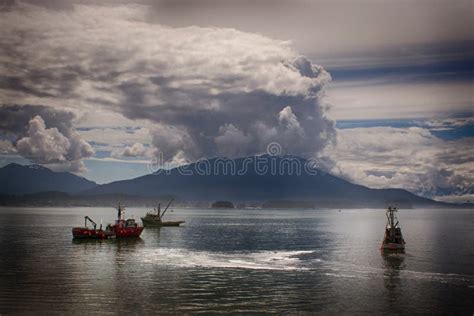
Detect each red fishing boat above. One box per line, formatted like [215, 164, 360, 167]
[72, 216, 113, 239]
[72, 204, 143, 239]
[111, 203, 144, 237]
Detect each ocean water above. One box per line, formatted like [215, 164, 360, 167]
[0, 207, 472, 314]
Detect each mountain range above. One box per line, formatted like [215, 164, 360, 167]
[0, 156, 468, 208]
[0, 163, 96, 195]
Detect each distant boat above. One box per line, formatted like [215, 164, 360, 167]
[381, 206, 406, 251]
[72, 203, 144, 239]
[141, 199, 185, 227]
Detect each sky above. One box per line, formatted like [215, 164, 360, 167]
[0, 0, 473, 202]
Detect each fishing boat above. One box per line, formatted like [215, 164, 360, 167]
[72, 204, 144, 239]
[141, 199, 185, 227]
[381, 206, 406, 251]
[111, 203, 144, 237]
[72, 216, 114, 239]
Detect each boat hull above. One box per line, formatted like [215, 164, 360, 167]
[161, 221, 185, 227]
[113, 226, 144, 237]
[72, 226, 144, 239]
[381, 242, 405, 251]
[381, 225, 405, 252]
[141, 217, 185, 227]
[72, 227, 113, 239]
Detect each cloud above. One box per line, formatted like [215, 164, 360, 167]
[15, 115, 94, 172]
[214, 124, 252, 157]
[0, 104, 76, 137]
[0, 2, 335, 162]
[111, 142, 150, 158]
[0, 104, 94, 172]
[325, 80, 473, 120]
[9, 0, 473, 61]
[16, 116, 71, 163]
[141, 0, 474, 68]
[0, 139, 15, 154]
[150, 124, 196, 161]
[420, 117, 474, 130]
[323, 126, 474, 198]
[78, 126, 151, 153]
[279, 106, 304, 136]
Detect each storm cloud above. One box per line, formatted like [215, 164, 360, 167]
[324, 125, 474, 200]
[0, 104, 94, 172]
[0, 2, 335, 164]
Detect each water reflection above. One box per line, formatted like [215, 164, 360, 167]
[114, 237, 144, 249]
[382, 252, 406, 311]
[71, 237, 144, 247]
[72, 238, 108, 245]
[383, 253, 405, 279]
[142, 227, 162, 244]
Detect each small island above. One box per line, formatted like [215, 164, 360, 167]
[211, 200, 235, 209]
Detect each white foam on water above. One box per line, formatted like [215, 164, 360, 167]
[137, 249, 317, 271]
[324, 272, 368, 279]
[137, 248, 473, 287]
[323, 260, 474, 286]
[399, 270, 474, 285]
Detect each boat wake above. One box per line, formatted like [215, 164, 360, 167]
[323, 260, 474, 287]
[135, 248, 474, 287]
[399, 270, 474, 285]
[137, 248, 317, 271]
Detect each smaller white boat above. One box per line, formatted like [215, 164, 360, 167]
[141, 199, 185, 227]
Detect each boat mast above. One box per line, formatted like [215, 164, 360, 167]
[160, 199, 174, 219]
[386, 206, 398, 239]
[390, 207, 394, 228]
[84, 216, 97, 230]
[117, 203, 125, 220]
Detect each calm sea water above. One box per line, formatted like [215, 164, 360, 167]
[0, 207, 472, 314]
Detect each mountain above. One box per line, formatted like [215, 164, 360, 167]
[83, 155, 443, 208]
[0, 163, 97, 195]
[1, 157, 464, 208]
[0, 191, 176, 207]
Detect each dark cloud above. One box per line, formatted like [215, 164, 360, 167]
[0, 104, 93, 172]
[0, 3, 334, 163]
[0, 104, 75, 137]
